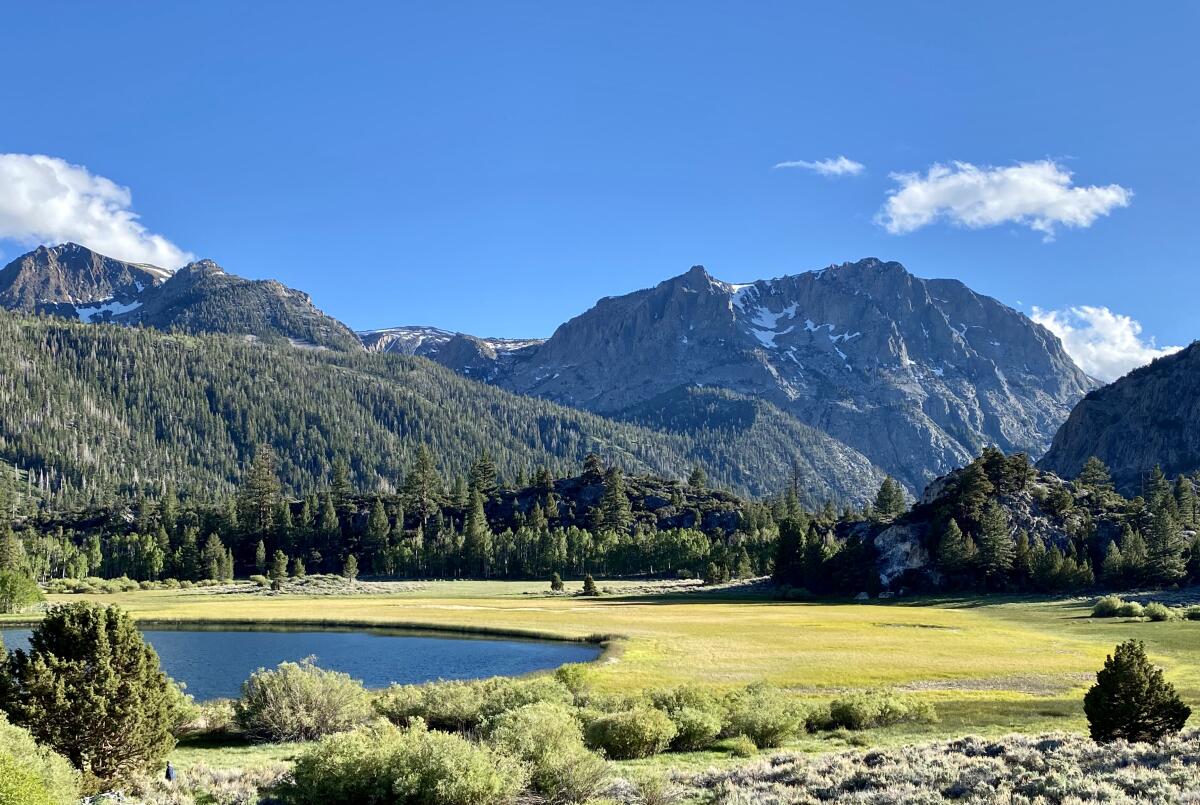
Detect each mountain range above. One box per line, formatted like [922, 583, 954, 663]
[359, 261, 1096, 492]
[0, 243, 1119, 498]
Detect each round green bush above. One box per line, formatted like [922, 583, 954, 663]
[283, 720, 527, 805]
[723, 685, 807, 748]
[1144, 602, 1175, 622]
[1116, 601, 1145, 618]
[234, 659, 372, 742]
[489, 702, 609, 803]
[1091, 595, 1125, 617]
[1186, 607, 1200, 621]
[665, 706, 722, 751]
[585, 708, 677, 759]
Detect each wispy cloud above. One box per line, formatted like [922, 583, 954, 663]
[876, 160, 1131, 240]
[774, 155, 865, 177]
[0, 153, 192, 268]
[1031, 304, 1181, 382]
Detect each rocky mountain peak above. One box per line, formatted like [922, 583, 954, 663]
[373, 259, 1096, 493]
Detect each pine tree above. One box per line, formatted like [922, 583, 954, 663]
[872, 476, 906, 520]
[270, 550, 289, 582]
[582, 454, 605, 484]
[331, 456, 353, 518]
[290, 556, 306, 578]
[976, 501, 1014, 585]
[365, 497, 391, 574]
[237, 445, 281, 546]
[402, 446, 443, 528]
[1174, 476, 1197, 528]
[0, 602, 182, 785]
[599, 467, 632, 535]
[462, 491, 493, 578]
[469, 452, 499, 500]
[550, 572, 564, 591]
[936, 519, 974, 579]
[1101, 540, 1125, 583]
[1012, 529, 1033, 585]
[1078, 456, 1114, 493]
[954, 461, 994, 523]
[254, 540, 267, 575]
[342, 554, 359, 581]
[1145, 495, 1186, 585]
[1120, 528, 1149, 585]
[316, 490, 340, 558]
[201, 533, 226, 581]
[773, 516, 805, 587]
[687, 465, 707, 490]
[1084, 640, 1191, 743]
[581, 573, 598, 596]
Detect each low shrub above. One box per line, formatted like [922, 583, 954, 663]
[0, 714, 78, 805]
[376, 675, 572, 733]
[1186, 606, 1200, 621]
[585, 708, 677, 759]
[488, 702, 609, 803]
[727, 734, 757, 758]
[234, 659, 372, 742]
[665, 706, 723, 751]
[826, 691, 938, 730]
[649, 686, 726, 751]
[628, 771, 686, 805]
[1091, 595, 1125, 617]
[176, 699, 237, 739]
[1116, 601, 1145, 618]
[723, 685, 808, 748]
[248, 574, 270, 587]
[1144, 602, 1175, 622]
[282, 720, 527, 805]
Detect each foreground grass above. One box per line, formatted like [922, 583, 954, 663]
[11, 580, 1200, 772]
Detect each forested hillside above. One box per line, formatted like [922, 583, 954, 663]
[0, 311, 881, 508]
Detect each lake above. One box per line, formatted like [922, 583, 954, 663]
[0, 625, 601, 701]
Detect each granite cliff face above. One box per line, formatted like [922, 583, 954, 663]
[1039, 342, 1200, 494]
[374, 260, 1095, 492]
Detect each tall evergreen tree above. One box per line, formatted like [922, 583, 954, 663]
[402, 446, 443, 528]
[872, 476, 906, 520]
[1145, 495, 1186, 585]
[599, 467, 633, 535]
[462, 491, 493, 578]
[976, 501, 1014, 585]
[236, 445, 281, 547]
[469, 452, 499, 500]
[1078, 456, 1114, 492]
[365, 496, 391, 573]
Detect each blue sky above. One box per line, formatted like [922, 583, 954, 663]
[1, 2, 1195, 379]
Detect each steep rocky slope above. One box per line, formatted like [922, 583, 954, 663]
[1040, 342, 1200, 494]
[376, 260, 1095, 492]
[0, 242, 169, 317]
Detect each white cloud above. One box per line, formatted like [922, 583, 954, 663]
[876, 160, 1131, 239]
[774, 155, 865, 177]
[0, 153, 191, 268]
[1031, 304, 1181, 382]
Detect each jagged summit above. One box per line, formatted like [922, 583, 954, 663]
[370, 259, 1095, 492]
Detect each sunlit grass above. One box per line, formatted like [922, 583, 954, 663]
[11, 579, 1199, 770]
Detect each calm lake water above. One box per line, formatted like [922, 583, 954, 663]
[0, 625, 601, 701]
